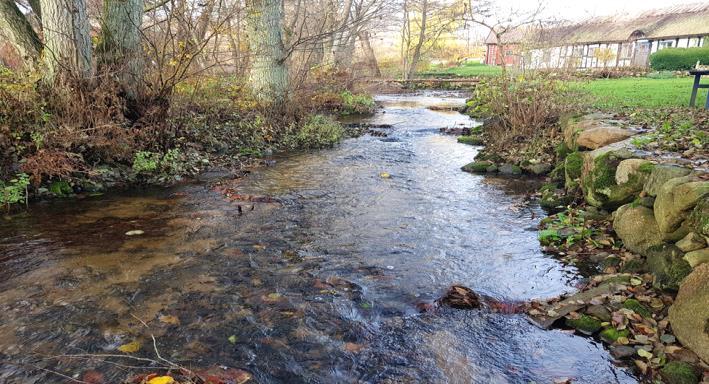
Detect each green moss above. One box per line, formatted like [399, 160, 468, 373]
[564, 152, 584, 189]
[49, 180, 73, 196]
[667, 258, 693, 290]
[637, 162, 656, 174]
[457, 135, 484, 146]
[600, 256, 621, 269]
[687, 197, 709, 236]
[622, 299, 652, 318]
[462, 161, 493, 173]
[555, 142, 571, 159]
[660, 361, 700, 384]
[565, 315, 603, 334]
[600, 328, 630, 343]
[590, 152, 617, 191]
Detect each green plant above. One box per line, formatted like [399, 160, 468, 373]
[538, 209, 597, 249]
[132, 151, 161, 174]
[1, 173, 30, 208]
[289, 114, 343, 149]
[650, 47, 709, 71]
[339, 91, 375, 115]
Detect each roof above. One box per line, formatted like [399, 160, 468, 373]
[485, 2, 709, 46]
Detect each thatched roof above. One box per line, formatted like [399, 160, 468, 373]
[486, 2, 709, 46]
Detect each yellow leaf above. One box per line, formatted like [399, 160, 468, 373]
[379, 172, 391, 179]
[147, 376, 175, 384]
[117, 340, 141, 353]
[159, 315, 180, 325]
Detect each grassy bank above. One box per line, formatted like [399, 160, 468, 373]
[572, 76, 708, 109]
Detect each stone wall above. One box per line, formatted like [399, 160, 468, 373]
[563, 114, 709, 363]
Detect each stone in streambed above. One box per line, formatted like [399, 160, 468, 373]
[565, 314, 603, 334]
[610, 345, 636, 359]
[462, 161, 493, 173]
[499, 164, 522, 175]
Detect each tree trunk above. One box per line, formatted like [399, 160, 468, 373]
[40, 0, 93, 81]
[99, 0, 143, 99]
[246, 0, 288, 105]
[406, 0, 427, 80]
[358, 31, 380, 77]
[0, 0, 42, 67]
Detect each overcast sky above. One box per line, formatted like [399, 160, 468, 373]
[497, 0, 700, 20]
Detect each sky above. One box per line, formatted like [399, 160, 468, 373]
[496, 0, 699, 21]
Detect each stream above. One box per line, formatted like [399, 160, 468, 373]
[0, 91, 637, 383]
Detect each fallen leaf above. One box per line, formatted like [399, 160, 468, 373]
[228, 335, 237, 344]
[147, 377, 175, 384]
[637, 349, 653, 359]
[125, 230, 144, 236]
[159, 315, 180, 325]
[379, 172, 391, 178]
[117, 340, 142, 353]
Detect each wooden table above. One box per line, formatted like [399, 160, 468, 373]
[689, 69, 709, 109]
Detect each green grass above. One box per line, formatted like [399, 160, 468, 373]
[572, 76, 708, 109]
[420, 62, 503, 77]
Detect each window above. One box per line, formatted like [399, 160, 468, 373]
[659, 40, 674, 49]
[620, 43, 632, 59]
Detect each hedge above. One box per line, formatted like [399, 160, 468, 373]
[650, 47, 709, 71]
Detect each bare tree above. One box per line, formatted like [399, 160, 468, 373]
[99, 0, 143, 98]
[246, 0, 289, 104]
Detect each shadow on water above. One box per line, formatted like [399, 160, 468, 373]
[0, 90, 636, 383]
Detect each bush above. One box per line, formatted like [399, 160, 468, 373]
[287, 114, 343, 149]
[339, 91, 375, 115]
[650, 47, 709, 71]
[467, 74, 584, 165]
[0, 173, 29, 207]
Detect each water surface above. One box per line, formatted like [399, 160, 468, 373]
[0, 91, 636, 383]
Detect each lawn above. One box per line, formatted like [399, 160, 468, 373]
[572, 76, 708, 109]
[420, 61, 503, 77]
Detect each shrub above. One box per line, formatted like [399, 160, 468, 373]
[650, 47, 709, 71]
[287, 114, 343, 149]
[467, 74, 584, 165]
[339, 91, 375, 115]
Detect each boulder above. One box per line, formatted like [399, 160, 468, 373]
[577, 127, 634, 150]
[498, 164, 522, 175]
[643, 165, 691, 197]
[581, 148, 648, 209]
[562, 113, 608, 149]
[613, 204, 664, 255]
[668, 263, 709, 363]
[615, 159, 653, 184]
[462, 161, 493, 173]
[564, 152, 584, 190]
[676, 232, 707, 253]
[654, 177, 709, 233]
[684, 248, 709, 268]
[686, 197, 709, 236]
[524, 163, 552, 175]
[646, 244, 692, 291]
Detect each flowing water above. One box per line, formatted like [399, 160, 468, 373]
[0, 91, 637, 383]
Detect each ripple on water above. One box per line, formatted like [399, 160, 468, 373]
[0, 91, 636, 383]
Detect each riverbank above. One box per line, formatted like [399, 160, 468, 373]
[458, 105, 708, 383]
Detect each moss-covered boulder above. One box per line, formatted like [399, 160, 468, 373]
[686, 197, 709, 236]
[581, 150, 649, 210]
[49, 180, 73, 196]
[660, 361, 700, 384]
[462, 161, 494, 173]
[643, 165, 691, 197]
[499, 164, 522, 175]
[612, 204, 665, 255]
[646, 244, 692, 291]
[668, 263, 709, 364]
[654, 177, 709, 233]
[564, 152, 583, 190]
[539, 183, 572, 211]
[561, 113, 616, 149]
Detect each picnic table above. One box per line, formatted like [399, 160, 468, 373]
[689, 69, 709, 109]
